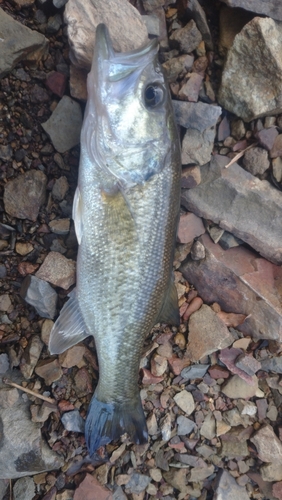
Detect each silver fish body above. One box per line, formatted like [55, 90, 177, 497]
[49, 24, 181, 457]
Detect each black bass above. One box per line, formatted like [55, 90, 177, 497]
[49, 24, 181, 457]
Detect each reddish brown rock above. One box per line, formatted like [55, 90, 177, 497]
[167, 355, 190, 375]
[36, 252, 76, 290]
[141, 368, 164, 385]
[35, 358, 63, 385]
[45, 72, 67, 97]
[219, 348, 254, 384]
[74, 367, 93, 397]
[4, 170, 47, 222]
[183, 296, 203, 320]
[73, 474, 112, 500]
[177, 212, 205, 244]
[208, 365, 229, 379]
[186, 305, 234, 362]
[217, 116, 230, 142]
[216, 311, 246, 327]
[181, 233, 282, 341]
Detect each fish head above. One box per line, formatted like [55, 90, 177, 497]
[82, 24, 179, 190]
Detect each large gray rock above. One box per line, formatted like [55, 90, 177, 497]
[181, 155, 282, 264]
[214, 469, 249, 500]
[42, 96, 82, 153]
[181, 233, 282, 341]
[4, 170, 47, 222]
[218, 17, 282, 121]
[20, 275, 58, 319]
[219, 0, 282, 21]
[64, 0, 148, 69]
[0, 7, 48, 78]
[0, 372, 63, 479]
[172, 101, 222, 133]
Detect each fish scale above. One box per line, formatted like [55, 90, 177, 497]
[49, 24, 181, 457]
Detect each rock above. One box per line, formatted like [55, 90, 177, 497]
[218, 17, 282, 121]
[61, 410, 85, 433]
[36, 252, 76, 290]
[270, 134, 282, 158]
[186, 0, 213, 51]
[0, 144, 12, 161]
[250, 425, 282, 463]
[59, 345, 85, 368]
[230, 119, 245, 140]
[0, 353, 9, 374]
[183, 296, 203, 321]
[213, 469, 250, 500]
[74, 367, 92, 397]
[179, 73, 203, 102]
[217, 116, 230, 142]
[181, 364, 209, 380]
[13, 477, 35, 500]
[46, 13, 62, 34]
[35, 358, 63, 385]
[4, 170, 47, 222]
[177, 415, 196, 436]
[30, 402, 56, 423]
[243, 147, 270, 176]
[273, 157, 282, 183]
[200, 412, 216, 440]
[73, 474, 112, 500]
[173, 390, 195, 416]
[273, 482, 282, 500]
[69, 64, 88, 100]
[181, 232, 282, 341]
[260, 357, 282, 373]
[0, 480, 9, 499]
[170, 20, 202, 53]
[256, 127, 278, 151]
[261, 463, 282, 482]
[181, 155, 282, 264]
[45, 72, 67, 97]
[0, 7, 48, 78]
[151, 354, 167, 377]
[18, 262, 39, 277]
[65, 0, 148, 70]
[219, 231, 244, 250]
[52, 176, 69, 201]
[177, 212, 205, 244]
[221, 375, 259, 399]
[20, 335, 44, 379]
[235, 353, 261, 376]
[49, 219, 70, 236]
[172, 101, 222, 133]
[209, 365, 229, 379]
[0, 294, 12, 312]
[219, 0, 282, 21]
[189, 464, 215, 482]
[190, 240, 205, 260]
[181, 127, 217, 166]
[125, 474, 151, 494]
[15, 242, 33, 256]
[219, 348, 254, 384]
[0, 372, 63, 479]
[41, 319, 54, 346]
[42, 96, 82, 153]
[53, 0, 68, 6]
[186, 305, 234, 361]
[181, 166, 201, 189]
[162, 55, 194, 82]
[20, 275, 58, 319]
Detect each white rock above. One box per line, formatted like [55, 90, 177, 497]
[173, 390, 195, 416]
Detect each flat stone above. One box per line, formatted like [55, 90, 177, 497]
[177, 212, 205, 244]
[230, 119, 245, 141]
[186, 305, 234, 362]
[209, 365, 229, 379]
[219, 348, 254, 384]
[213, 469, 250, 500]
[69, 64, 88, 101]
[73, 474, 112, 500]
[30, 402, 56, 423]
[181, 364, 209, 380]
[273, 157, 282, 183]
[273, 482, 282, 500]
[243, 147, 270, 176]
[181, 166, 201, 189]
[49, 219, 70, 236]
[0, 372, 63, 478]
[35, 359, 63, 385]
[177, 415, 196, 436]
[200, 412, 216, 440]
[173, 390, 195, 416]
[0, 353, 9, 374]
[151, 354, 167, 377]
[189, 464, 215, 482]
[0, 294, 12, 312]
[4, 170, 47, 222]
[0, 7, 48, 78]
[172, 101, 221, 133]
[256, 127, 279, 151]
[52, 176, 69, 201]
[235, 353, 261, 376]
[170, 19, 202, 53]
[261, 463, 282, 482]
[45, 72, 66, 97]
[181, 155, 282, 264]
[59, 345, 86, 368]
[181, 127, 217, 166]
[65, 0, 148, 70]
[250, 425, 282, 464]
[179, 73, 203, 102]
[36, 252, 76, 290]
[74, 367, 93, 397]
[260, 357, 282, 373]
[125, 474, 151, 494]
[163, 55, 194, 82]
[15, 242, 33, 256]
[20, 335, 44, 380]
[42, 96, 82, 153]
[190, 240, 205, 260]
[181, 232, 282, 341]
[219, 0, 282, 21]
[20, 275, 58, 319]
[218, 17, 282, 121]
[61, 410, 85, 433]
[221, 375, 258, 399]
[270, 134, 282, 158]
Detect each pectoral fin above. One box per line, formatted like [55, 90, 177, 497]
[49, 289, 90, 354]
[157, 276, 180, 326]
[73, 187, 83, 245]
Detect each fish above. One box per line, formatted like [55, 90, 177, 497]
[49, 23, 181, 458]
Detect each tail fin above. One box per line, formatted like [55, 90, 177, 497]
[85, 394, 148, 457]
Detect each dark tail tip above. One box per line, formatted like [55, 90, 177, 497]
[85, 394, 148, 457]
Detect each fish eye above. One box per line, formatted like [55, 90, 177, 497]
[144, 83, 164, 109]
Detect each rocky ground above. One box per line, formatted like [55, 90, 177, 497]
[1, 0, 282, 499]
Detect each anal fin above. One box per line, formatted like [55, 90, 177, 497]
[49, 288, 90, 354]
[157, 275, 180, 326]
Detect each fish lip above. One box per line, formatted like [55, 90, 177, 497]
[94, 23, 115, 63]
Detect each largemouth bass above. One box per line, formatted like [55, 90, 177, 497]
[49, 24, 181, 457]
